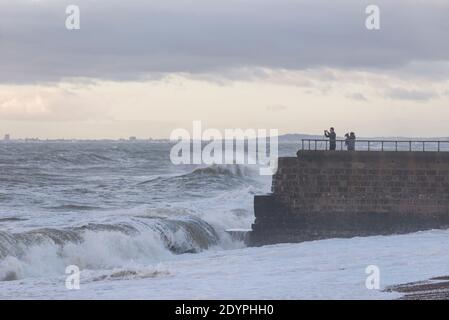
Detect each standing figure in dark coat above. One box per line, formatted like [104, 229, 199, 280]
[344, 133, 351, 150]
[348, 132, 356, 151]
[324, 127, 337, 151]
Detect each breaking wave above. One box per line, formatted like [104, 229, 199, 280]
[189, 164, 258, 178]
[0, 215, 219, 281]
[138, 164, 260, 186]
[0, 142, 276, 285]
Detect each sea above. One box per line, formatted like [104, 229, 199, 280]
[1, 140, 448, 299]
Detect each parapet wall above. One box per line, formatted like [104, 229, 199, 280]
[250, 151, 449, 246]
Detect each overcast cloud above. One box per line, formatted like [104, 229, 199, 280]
[1, 0, 448, 84]
[384, 87, 440, 102]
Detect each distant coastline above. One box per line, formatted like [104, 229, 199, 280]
[2, 134, 449, 143]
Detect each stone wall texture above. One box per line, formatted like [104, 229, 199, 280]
[249, 151, 449, 246]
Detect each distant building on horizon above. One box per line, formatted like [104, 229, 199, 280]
[4, 134, 10, 141]
[129, 136, 137, 141]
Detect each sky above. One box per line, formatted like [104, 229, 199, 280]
[0, 0, 449, 139]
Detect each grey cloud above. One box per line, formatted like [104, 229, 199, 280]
[1, 0, 449, 83]
[0, 90, 111, 121]
[347, 93, 368, 101]
[384, 87, 439, 102]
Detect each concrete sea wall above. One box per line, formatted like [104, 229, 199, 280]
[250, 151, 449, 246]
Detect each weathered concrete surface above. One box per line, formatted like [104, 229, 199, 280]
[250, 151, 449, 246]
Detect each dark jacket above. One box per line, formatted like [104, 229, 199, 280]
[325, 131, 336, 142]
[325, 131, 337, 150]
[348, 133, 356, 150]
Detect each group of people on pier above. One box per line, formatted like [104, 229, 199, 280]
[324, 127, 356, 151]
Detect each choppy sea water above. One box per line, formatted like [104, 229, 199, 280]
[0, 141, 298, 288]
[2, 140, 448, 299]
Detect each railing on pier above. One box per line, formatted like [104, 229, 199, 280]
[300, 139, 449, 152]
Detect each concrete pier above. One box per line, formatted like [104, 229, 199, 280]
[250, 151, 449, 246]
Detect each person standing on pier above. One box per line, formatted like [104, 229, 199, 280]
[345, 133, 351, 150]
[348, 132, 356, 151]
[324, 127, 336, 151]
